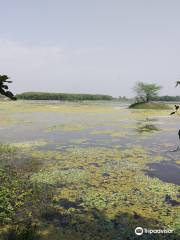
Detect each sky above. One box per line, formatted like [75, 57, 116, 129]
[0, 0, 180, 97]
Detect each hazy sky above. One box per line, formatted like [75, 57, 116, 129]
[1, 0, 180, 97]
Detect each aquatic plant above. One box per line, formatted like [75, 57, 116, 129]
[0, 101, 179, 239]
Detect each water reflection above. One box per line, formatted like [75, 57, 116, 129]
[145, 160, 180, 185]
[135, 122, 160, 134]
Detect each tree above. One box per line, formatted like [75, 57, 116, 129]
[0, 75, 16, 100]
[133, 82, 161, 103]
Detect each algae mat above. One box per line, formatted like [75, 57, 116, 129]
[0, 100, 179, 240]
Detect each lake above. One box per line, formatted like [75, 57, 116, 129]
[0, 100, 179, 240]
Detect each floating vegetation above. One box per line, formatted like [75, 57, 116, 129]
[135, 123, 160, 134]
[12, 140, 49, 149]
[90, 129, 129, 138]
[176, 160, 180, 165]
[47, 123, 87, 132]
[31, 150, 62, 160]
[0, 101, 179, 239]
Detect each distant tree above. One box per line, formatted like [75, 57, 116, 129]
[133, 82, 162, 103]
[0, 75, 16, 100]
[16, 92, 113, 101]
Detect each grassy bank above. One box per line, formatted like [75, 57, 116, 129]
[129, 102, 171, 110]
[16, 92, 113, 101]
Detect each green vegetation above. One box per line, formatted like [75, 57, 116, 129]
[118, 96, 131, 101]
[0, 75, 16, 100]
[0, 143, 53, 240]
[16, 92, 113, 101]
[133, 82, 162, 103]
[0, 101, 179, 239]
[154, 95, 180, 101]
[129, 102, 171, 110]
[129, 82, 171, 109]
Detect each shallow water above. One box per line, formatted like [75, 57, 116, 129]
[1, 100, 180, 182]
[0, 100, 180, 239]
[146, 160, 180, 185]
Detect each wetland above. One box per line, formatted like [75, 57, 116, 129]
[0, 100, 179, 240]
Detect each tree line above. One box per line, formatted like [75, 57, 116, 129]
[16, 92, 114, 101]
[133, 82, 180, 102]
[1, 75, 180, 102]
[153, 95, 180, 101]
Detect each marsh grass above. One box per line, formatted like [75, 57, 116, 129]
[0, 144, 17, 154]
